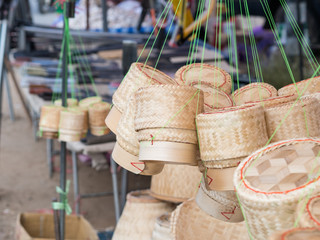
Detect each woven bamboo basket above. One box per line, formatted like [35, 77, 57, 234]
[88, 102, 111, 136]
[151, 213, 172, 240]
[78, 96, 102, 108]
[69, 106, 88, 138]
[106, 63, 175, 134]
[135, 85, 204, 165]
[39, 105, 63, 139]
[112, 190, 175, 240]
[296, 194, 320, 228]
[196, 105, 268, 167]
[233, 82, 278, 105]
[171, 199, 249, 240]
[150, 164, 202, 203]
[59, 109, 85, 142]
[174, 63, 233, 94]
[234, 138, 320, 240]
[264, 97, 320, 143]
[248, 94, 297, 108]
[54, 98, 78, 107]
[278, 76, 320, 97]
[270, 227, 320, 240]
[195, 178, 243, 222]
[113, 96, 164, 175]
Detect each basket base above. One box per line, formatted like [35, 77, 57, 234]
[203, 167, 237, 191]
[59, 133, 82, 142]
[112, 142, 164, 175]
[105, 106, 122, 135]
[90, 126, 110, 136]
[41, 131, 58, 139]
[195, 182, 243, 223]
[139, 141, 197, 166]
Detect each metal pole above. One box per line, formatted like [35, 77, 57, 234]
[72, 150, 80, 215]
[101, 0, 108, 32]
[4, 70, 15, 121]
[0, 19, 8, 145]
[296, 0, 304, 80]
[110, 156, 120, 222]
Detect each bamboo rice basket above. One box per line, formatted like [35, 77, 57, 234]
[88, 102, 111, 136]
[278, 76, 320, 97]
[59, 109, 85, 142]
[39, 105, 63, 139]
[69, 106, 88, 138]
[78, 96, 102, 108]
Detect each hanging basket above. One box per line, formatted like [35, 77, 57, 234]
[88, 102, 111, 136]
[39, 105, 63, 139]
[135, 85, 204, 165]
[113, 96, 164, 175]
[270, 227, 320, 240]
[106, 63, 175, 134]
[78, 96, 102, 108]
[234, 138, 320, 240]
[196, 105, 268, 167]
[171, 199, 249, 240]
[232, 82, 278, 105]
[174, 63, 232, 94]
[54, 98, 78, 107]
[278, 76, 320, 97]
[112, 190, 175, 240]
[296, 194, 320, 228]
[151, 214, 172, 240]
[264, 97, 320, 143]
[69, 106, 89, 138]
[195, 179, 243, 222]
[150, 164, 202, 203]
[59, 109, 85, 142]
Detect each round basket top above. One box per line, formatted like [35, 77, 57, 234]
[239, 138, 320, 194]
[247, 94, 296, 108]
[280, 228, 320, 240]
[134, 63, 175, 85]
[54, 98, 78, 107]
[89, 101, 111, 111]
[79, 96, 102, 108]
[307, 196, 320, 226]
[199, 104, 258, 117]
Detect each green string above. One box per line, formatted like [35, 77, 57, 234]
[52, 180, 72, 215]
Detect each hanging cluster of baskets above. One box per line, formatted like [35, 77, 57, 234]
[106, 62, 320, 239]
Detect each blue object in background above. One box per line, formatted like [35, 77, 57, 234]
[98, 231, 113, 240]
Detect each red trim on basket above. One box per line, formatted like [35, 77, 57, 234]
[136, 64, 162, 84]
[306, 195, 320, 226]
[150, 135, 154, 145]
[206, 175, 213, 186]
[240, 139, 320, 195]
[281, 76, 320, 88]
[131, 162, 144, 172]
[246, 94, 295, 105]
[233, 83, 273, 97]
[281, 227, 320, 240]
[221, 206, 236, 220]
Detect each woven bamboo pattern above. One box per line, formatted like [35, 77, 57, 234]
[89, 102, 111, 126]
[69, 106, 88, 137]
[233, 82, 278, 105]
[135, 85, 204, 131]
[54, 98, 78, 107]
[174, 63, 232, 94]
[151, 214, 172, 240]
[195, 179, 243, 222]
[278, 76, 320, 97]
[113, 63, 176, 113]
[270, 227, 320, 240]
[39, 105, 63, 132]
[296, 195, 320, 228]
[199, 157, 244, 168]
[59, 109, 85, 142]
[265, 97, 320, 143]
[171, 199, 249, 240]
[196, 104, 268, 161]
[234, 138, 320, 240]
[112, 190, 175, 240]
[150, 164, 201, 203]
[248, 94, 296, 108]
[79, 96, 102, 108]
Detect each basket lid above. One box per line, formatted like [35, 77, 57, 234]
[79, 96, 102, 108]
[270, 227, 320, 240]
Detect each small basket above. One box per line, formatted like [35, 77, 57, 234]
[78, 96, 102, 108]
[151, 214, 172, 240]
[59, 109, 85, 142]
[171, 199, 249, 240]
[196, 105, 268, 166]
[195, 179, 243, 222]
[88, 102, 111, 136]
[174, 63, 232, 94]
[113, 96, 164, 175]
[150, 164, 202, 203]
[112, 190, 175, 240]
[39, 105, 63, 139]
[234, 138, 320, 240]
[107, 63, 175, 134]
[54, 98, 78, 107]
[69, 106, 88, 138]
[296, 194, 320, 228]
[232, 82, 278, 105]
[270, 227, 320, 240]
[264, 97, 320, 142]
[135, 85, 204, 165]
[278, 76, 320, 96]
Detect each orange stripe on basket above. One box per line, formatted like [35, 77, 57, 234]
[281, 227, 320, 240]
[307, 195, 320, 226]
[240, 139, 320, 195]
[131, 162, 144, 172]
[221, 206, 237, 220]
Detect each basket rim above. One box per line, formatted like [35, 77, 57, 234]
[307, 195, 320, 226]
[280, 227, 320, 239]
[246, 94, 296, 105]
[200, 104, 257, 116]
[280, 76, 320, 89]
[233, 82, 277, 97]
